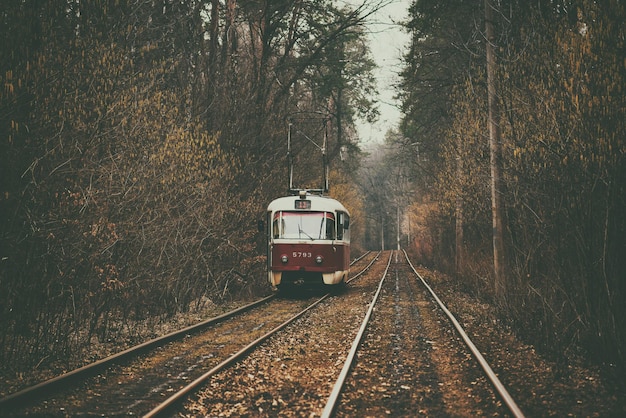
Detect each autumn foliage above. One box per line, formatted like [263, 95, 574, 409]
[0, 0, 374, 375]
[399, 0, 625, 374]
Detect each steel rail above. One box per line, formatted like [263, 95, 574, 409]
[321, 251, 393, 418]
[403, 249, 525, 418]
[0, 294, 275, 410]
[350, 250, 371, 264]
[145, 292, 332, 417]
[145, 251, 381, 417]
[1, 251, 375, 413]
[347, 251, 380, 283]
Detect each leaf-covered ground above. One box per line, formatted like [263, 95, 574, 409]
[2, 253, 625, 416]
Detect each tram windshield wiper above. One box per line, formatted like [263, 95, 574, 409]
[298, 225, 315, 241]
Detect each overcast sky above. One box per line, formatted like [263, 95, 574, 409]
[353, 0, 411, 145]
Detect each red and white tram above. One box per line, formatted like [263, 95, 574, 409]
[265, 190, 350, 290]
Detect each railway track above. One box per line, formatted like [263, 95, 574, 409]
[167, 249, 519, 417]
[2, 251, 525, 416]
[0, 252, 379, 416]
[166, 250, 393, 416]
[324, 250, 524, 417]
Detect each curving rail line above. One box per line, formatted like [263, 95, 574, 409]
[145, 292, 329, 416]
[0, 252, 377, 414]
[0, 295, 275, 410]
[402, 249, 525, 418]
[320, 250, 525, 418]
[321, 251, 392, 417]
[144, 251, 380, 417]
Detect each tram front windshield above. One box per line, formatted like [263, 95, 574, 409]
[273, 211, 335, 240]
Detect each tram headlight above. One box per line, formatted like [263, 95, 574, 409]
[315, 255, 323, 264]
[281, 254, 289, 264]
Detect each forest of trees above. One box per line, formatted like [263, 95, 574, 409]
[0, 0, 379, 374]
[386, 0, 625, 377]
[1, 0, 624, 385]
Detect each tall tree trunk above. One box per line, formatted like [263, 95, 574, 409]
[485, 0, 506, 300]
[206, 0, 220, 128]
[455, 137, 464, 275]
[381, 216, 385, 251]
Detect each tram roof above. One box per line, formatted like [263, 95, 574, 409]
[267, 193, 349, 214]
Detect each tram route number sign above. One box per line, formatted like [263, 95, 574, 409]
[294, 199, 311, 209]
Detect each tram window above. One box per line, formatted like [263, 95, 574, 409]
[273, 211, 335, 240]
[337, 212, 344, 240]
[272, 213, 282, 238]
[325, 216, 336, 240]
[336, 212, 350, 240]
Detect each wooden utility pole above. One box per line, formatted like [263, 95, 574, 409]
[485, 0, 506, 300]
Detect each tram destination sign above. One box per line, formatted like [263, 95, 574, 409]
[294, 199, 311, 210]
